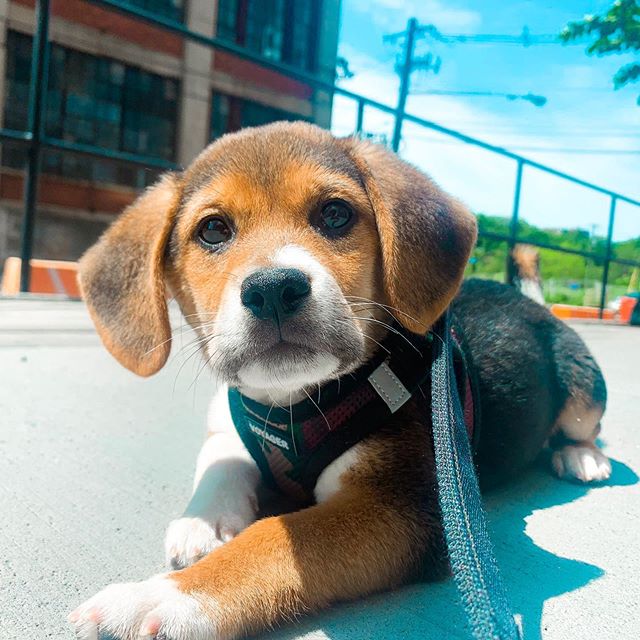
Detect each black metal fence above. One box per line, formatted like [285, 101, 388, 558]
[2, 0, 639, 316]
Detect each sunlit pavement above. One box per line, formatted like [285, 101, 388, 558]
[1, 298, 638, 640]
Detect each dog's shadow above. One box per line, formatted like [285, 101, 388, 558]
[265, 456, 637, 640]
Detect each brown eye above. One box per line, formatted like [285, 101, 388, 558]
[197, 216, 232, 247]
[318, 200, 355, 236]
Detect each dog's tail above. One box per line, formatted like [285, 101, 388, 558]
[511, 244, 545, 305]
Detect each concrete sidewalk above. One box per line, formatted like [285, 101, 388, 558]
[0, 298, 638, 639]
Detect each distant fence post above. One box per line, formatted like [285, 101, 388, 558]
[599, 196, 617, 319]
[505, 159, 524, 284]
[19, 0, 50, 292]
[355, 98, 365, 135]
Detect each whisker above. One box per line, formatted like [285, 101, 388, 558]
[187, 343, 220, 393]
[353, 317, 422, 357]
[172, 334, 220, 393]
[289, 392, 299, 458]
[189, 338, 229, 395]
[266, 390, 290, 412]
[361, 333, 391, 355]
[259, 401, 275, 453]
[173, 346, 205, 395]
[302, 387, 332, 433]
[171, 332, 220, 366]
[346, 298, 428, 335]
[181, 311, 218, 320]
[344, 295, 423, 326]
[142, 320, 212, 357]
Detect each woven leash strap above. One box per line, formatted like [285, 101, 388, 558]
[431, 311, 522, 640]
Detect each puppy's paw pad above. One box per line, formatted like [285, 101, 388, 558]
[69, 575, 216, 640]
[552, 445, 611, 483]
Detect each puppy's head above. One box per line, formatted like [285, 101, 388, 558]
[80, 122, 476, 397]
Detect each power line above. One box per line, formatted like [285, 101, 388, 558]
[385, 18, 549, 150]
[404, 132, 640, 155]
[413, 89, 547, 106]
[509, 147, 640, 155]
[384, 25, 578, 47]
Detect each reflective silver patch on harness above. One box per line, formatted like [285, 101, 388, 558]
[368, 362, 411, 413]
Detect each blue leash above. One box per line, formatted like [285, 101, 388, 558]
[431, 311, 522, 640]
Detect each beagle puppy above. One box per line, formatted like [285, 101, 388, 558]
[70, 122, 610, 640]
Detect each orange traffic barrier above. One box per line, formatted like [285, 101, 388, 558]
[550, 303, 615, 321]
[1, 257, 81, 297]
[619, 296, 638, 324]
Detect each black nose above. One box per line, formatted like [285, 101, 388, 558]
[240, 268, 311, 322]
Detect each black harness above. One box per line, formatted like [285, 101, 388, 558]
[228, 320, 479, 503]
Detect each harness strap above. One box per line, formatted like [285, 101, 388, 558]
[431, 311, 521, 640]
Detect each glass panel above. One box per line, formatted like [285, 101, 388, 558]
[465, 235, 508, 283]
[216, 0, 240, 41]
[122, 68, 178, 160]
[241, 99, 306, 128]
[608, 199, 640, 314]
[217, 0, 317, 70]
[210, 93, 308, 140]
[211, 93, 232, 139]
[607, 260, 640, 314]
[290, 0, 315, 70]
[0, 141, 28, 281]
[128, 0, 184, 22]
[3, 31, 32, 131]
[401, 120, 515, 219]
[357, 104, 394, 147]
[329, 95, 358, 137]
[517, 166, 610, 258]
[539, 252, 603, 307]
[245, 0, 285, 61]
[611, 199, 640, 251]
[3, 30, 177, 187]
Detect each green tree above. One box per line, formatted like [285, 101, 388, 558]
[560, 0, 640, 104]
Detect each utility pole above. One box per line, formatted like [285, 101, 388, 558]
[391, 18, 418, 153]
[386, 20, 548, 152]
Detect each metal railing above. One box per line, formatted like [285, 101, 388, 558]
[2, 0, 639, 316]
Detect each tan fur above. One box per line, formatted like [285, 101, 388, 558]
[77, 122, 478, 638]
[511, 244, 541, 282]
[554, 397, 603, 442]
[169, 160, 386, 351]
[79, 173, 182, 376]
[173, 407, 440, 638]
[341, 138, 478, 333]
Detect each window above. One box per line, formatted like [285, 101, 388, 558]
[216, 0, 320, 71]
[216, 0, 240, 43]
[124, 0, 184, 23]
[210, 92, 308, 140]
[3, 31, 178, 187]
[3, 29, 31, 132]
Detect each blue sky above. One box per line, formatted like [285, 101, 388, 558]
[332, 0, 640, 241]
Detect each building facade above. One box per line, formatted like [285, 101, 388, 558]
[0, 0, 341, 271]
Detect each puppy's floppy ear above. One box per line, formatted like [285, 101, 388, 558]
[342, 138, 477, 334]
[79, 172, 181, 377]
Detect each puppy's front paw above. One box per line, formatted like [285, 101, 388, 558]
[165, 497, 257, 569]
[165, 516, 222, 569]
[552, 444, 611, 483]
[68, 575, 217, 640]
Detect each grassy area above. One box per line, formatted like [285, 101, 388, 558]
[468, 213, 639, 306]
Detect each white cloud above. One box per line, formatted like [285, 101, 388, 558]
[350, 0, 481, 32]
[560, 64, 600, 91]
[331, 49, 640, 241]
